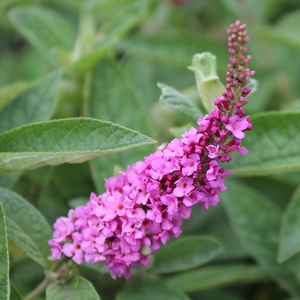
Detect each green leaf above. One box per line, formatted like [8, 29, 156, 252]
[152, 235, 223, 274]
[188, 52, 225, 113]
[85, 0, 142, 12]
[0, 202, 9, 300]
[0, 117, 156, 175]
[37, 163, 93, 219]
[0, 187, 52, 267]
[278, 184, 300, 262]
[228, 111, 300, 176]
[102, 1, 147, 38]
[118, 32, 227, 68]
[0, 0, 21, 10]
[276, 9, 300, 41]
[257, 26, 300, 49]
[222, 179, 300, 296]
[190, 289, 244, 300]
[0, 81, 33, 111]
[165, 264, 267, 293]
[157, 83, 203, 119]
[116, 281, 190, 300]
[71, 3, 97, 64]
[8, 6, 76, 63]
[0, 70, 61, 134]
[197, 78, 224, 113]
[10, 284, 22, 300]
[72, 1, 148, 75]
[122, 57, 159, 110]
[38, 163, 93, 213]
[0, 173, 20, 188]
[85, 59, 155, 193]
[46, 276, 100, 300]
[257, 9, 300, 49]
[71, 37, 117, 74]
[195, 206, 249, 261]
[246, 74, 273, 114]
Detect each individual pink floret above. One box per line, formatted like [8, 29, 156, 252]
[225, 115, 249, 139]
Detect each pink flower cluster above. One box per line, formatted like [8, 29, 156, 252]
[48, 20, 255, 279]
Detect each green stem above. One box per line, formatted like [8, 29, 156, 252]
[23, 260, 73, 300]
[23, 278, 48, 300]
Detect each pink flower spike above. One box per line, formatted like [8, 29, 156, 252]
[225, 115, 249, 139]
[47, 20, 254, 280]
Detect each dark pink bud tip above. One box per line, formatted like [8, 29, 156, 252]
[242, 87, 252, 95]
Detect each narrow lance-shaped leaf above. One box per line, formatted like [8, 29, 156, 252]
[118, 33, 227, 68]
[0, 187, 52, 268]
[101, 1, 147, 39]
[0, 202, 9, 300]
[228, 111, 300, 176]
[85, 0, 140, 10]
[222, 179, 300, 296]
[71, 3, 97, 63]
[0, 173, 21, 188]
[0, 117, 156, 175]
[0, 70, 61, 134]
[71, 3, 117, 74]
[116, 282, 190, 300]
[165, 264, 268, 293]
[72, 2, 147, 74]
[278, 184, 300, 262]
[158, 82, 204, 119]
[0, 80, 33, 111]
[72, 37, 117, 75]
[46, 276, 100, 300]
[257, 10, 300, 49]
[8, 6, 76, 63]
[151, 235, 223, 274]
[10, 285, 22, 300]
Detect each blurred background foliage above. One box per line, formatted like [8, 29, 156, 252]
[2, 0, 300, 299]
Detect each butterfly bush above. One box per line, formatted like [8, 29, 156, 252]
[48, 20, 255, 279]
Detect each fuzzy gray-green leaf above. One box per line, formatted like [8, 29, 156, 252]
[0, 202, 9, 300]
[46, 276, 100, 300]
[158, 82, 203, 119]
[152, 235, 223, 274]
[0, 118, 156, 175]
[228, 111, 300, 176]
[0, 187, 52, 267]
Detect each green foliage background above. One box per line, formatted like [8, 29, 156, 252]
[1, 0, 300, 299]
